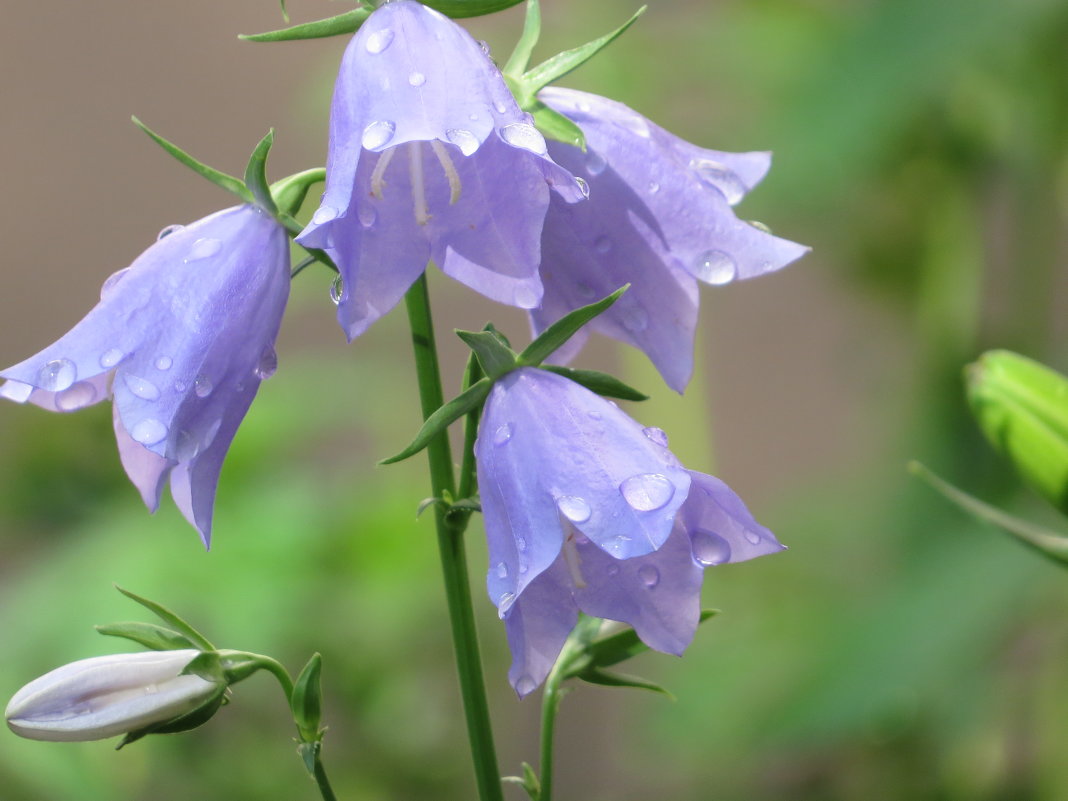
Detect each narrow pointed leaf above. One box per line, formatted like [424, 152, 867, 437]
[244, 130, 279, 216]
[270, 168, 325, 217]
[519, 285, 628, 366]
[530, 103, 586, 150]
[132, 117, 252, 203]
[910, 461, 1068, 567]
[577, 667, 672, 697]
[576, 610, 718, 672]
[423, 0, 526, 17]
[540, 366, 648, 401]
[279, 0, 290, 23]
[240, 8, 370, 42]
[380, 378, 493, 464]
[115, 586, 215, 651]
[95, 622, 199, 652]
[503, 0, 541, 78]
[456, 329, 518, 378]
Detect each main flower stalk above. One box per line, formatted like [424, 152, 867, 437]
[403, 274, 503, 801]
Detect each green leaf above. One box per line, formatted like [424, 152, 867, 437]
[910, 461, 1068, 567]
[456, 329, 518, 379]
[502, 761, 541, 801]
[240, 8, 370, 43]
[95, 621, 198, 652]
[131, 117, 252, 204]
[520, 6, 646, 98]
[539, 366, 648, 401]
[380, 378, 493, 464]
[518, 285, 628, 367]
[503, 0, 541, 78]
[117, 691, 226, 749]
[180, 651, 226, 684]
[529, 102, 586, 150]
[291, 653, 324, 743]
[422, 0, 525, 17]
[578, 610, 717, 672]
[577, 667, 673, 697]
[270, 168, 325, 217]
[114, 586, 215, 651]
[244, 129, 279, 216]
[279, 0, 289, 23]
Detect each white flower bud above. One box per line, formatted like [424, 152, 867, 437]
[6, 650, 220, 742]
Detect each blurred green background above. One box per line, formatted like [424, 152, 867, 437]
[1, 0, 1067, 799]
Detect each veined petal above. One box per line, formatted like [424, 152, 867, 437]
[679, 470, 786, 564]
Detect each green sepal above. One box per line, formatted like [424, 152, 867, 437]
[576, 667, 672, 697]
[967, 350, 1068, 514]
[181, 651, 226, 684]
[502, 0, 541, 77]
[518, 285, 628, 367]
[279, 0, 289, 23]
[215, 650, 277, 686]
[502, 761, 542, 801]
[910, 461, 1068, 567]
[114, 586, 215, 651]
[116, 691, 227, 750]
[244, 130, 279, 216]
[572, 610, 718, 674]
[423, 0, 526, 17]
[380, 378, 493, 464]
[131, 117, 253, 205]
[270, 168, 325, 218]
[291, 653, 324, 743]
[240, 9, 370, 43]
[94, 621, 199, 652]
[298, 741, 321, 777]
[456, 329, 519, 379]
[540, 366, 648, 402]
[530, 102, 586, 150]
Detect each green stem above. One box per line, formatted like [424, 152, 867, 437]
[312, 750, 339, 801]
[403, 274, 504, 801]
[538, 668, 564, 801]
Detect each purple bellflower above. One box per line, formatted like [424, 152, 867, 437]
[475, 368, 783, 696]
[0, 205, 290, 546]
[531, 88, 810, 393]
[297, 0, 586, 340]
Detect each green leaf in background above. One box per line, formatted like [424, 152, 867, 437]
[115, 586, 215, 651]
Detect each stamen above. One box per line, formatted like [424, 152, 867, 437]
[370, 147, 397, 199]
[430, 140, 463, 205]
[408, 142, 430, 225]
[562, 534, 587, 589]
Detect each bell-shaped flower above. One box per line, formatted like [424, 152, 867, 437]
[6, 650, 222, 742]
[530, 88, 809, 393]
[297, 0, 585, 340]
[0, 205, 290, 545]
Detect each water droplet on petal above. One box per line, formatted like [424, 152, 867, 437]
[100, 268, 130, 299]
[493, 100, 508, 115]
[100, 349, 124, 369]
[620, 473, 675, 512]
[194, 375, 213, 398]
[123, 373, 160, 401]
[575, 177, 590, 198]
[37, 359, 77, 392]
[587, 410, 602, 421]
[642, 427, 669, 447]
[594, 236, 612, 255]
[691, 159, 747, 205]
[468, 112, 480, 122]
[497, 592, 516, 618]
[747, 219, 772, 234]
[408, 71, 426, 87]
[184, 237, 222, 263]
[619, 114, 650, 138]
[356, 204, 376, 228]
[499, 123, 547, 155]
[157, 224, 184, 240]
[577, 101, 592, 113]
[691, 529, 732, 566]
[744, 528, 762, 545]
[693, 250, 737, 285]
[585, 149, 607, 176]
[330, 274, 345, 306]
[362, 120, 397, 150]
[648, 181, 660, 194]
[203, 418, 223, 449]
[254, 345, 278, 380]
[515, 675, 537, 696]
[638, 564, 660, 588]
[513, 284, 539, 308]
[154, 356, 172, 371]
[496, 562, 508, 579]
[364, 28, 394, 54]
[493, 423, 513, 446]
[55, 381, 98, 412]
[312, 206, 339, 225]
[175, 429, 201, 461]
[478, 40, 491, 55]
[131, 418, 167, 446]
[621, 304, 649, 333]
[174, 379, 187, 393]
[446, 128, 480, 157]
[556, 496, 592, 524]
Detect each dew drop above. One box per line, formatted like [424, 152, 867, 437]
[648, 181, 660, 194]
[515, 675, 537, 696]
[100, 349, 124, 369]
[585, 149, 607, 176]
[99, 268, 130, 299]
[620, 304, 649, 333]
[312, 206, 339, 225]
[693, 250, 737, 285]
[358, 205, 377, 228]
[587, 410, 602, 421]
[131, 418, 167, 445]
[575, 177, 590, 198]
[556, 495, 592, 524]
[154, 356, 172, 371]
[493, 100, 509, 115]
[37, 359, 77, 392]
[691, 159, 746, 205]
[194, 375, 213, 398]
[496, 562, 508, 579]
[157, 223, 184, 240]
[174, 379, 188, 393]
[497, 592, 516, 618]
[254, 345, 278, 380]
[408, 71, 426, 87]
[642, 427, 669, 447]
[55, 381, 98, 412]
[638, 564, 660, 588]
[478, 40, 491, 56]
[186, 237, 222, 262]
[747, 219, 772, 234]
[744, 528, 763, 545]
[691, 529, 732, 566]
[499, 123, 547, 155]
[594, 236, 612, 255]
[123, 373, 160, 401]
[619, 473, 675, 512]
[619, 114, 650, 138]
[175, 429, 201, 461]
[468, 112, 480, 122]
[361, 120, 397, 150]
[493, 423, 513, 446]
[330, 274, 345, 306]
[577, 100, 592, 113]
[364, 28, 394, 54]
[203, 418, 223, 449]
[446, 128, 480, 157]
[513, 284, 539, 308]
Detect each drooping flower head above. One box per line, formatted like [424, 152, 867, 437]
[297, 0, 585, 340]
[0, 205, 290, 545]
[531, 88, 810, 393]
[474, 367, 783, 695]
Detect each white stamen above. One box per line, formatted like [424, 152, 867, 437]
[429, 140, 463, 205]
[408, 142, 430, 225]
[562, 534, 587, 589]
[370, 147, 397, 199]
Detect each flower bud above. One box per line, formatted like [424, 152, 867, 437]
[6, 650, 222, 742]
[967, 350, 1068, 515]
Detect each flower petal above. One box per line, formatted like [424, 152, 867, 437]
[680, 470, 785, 564]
